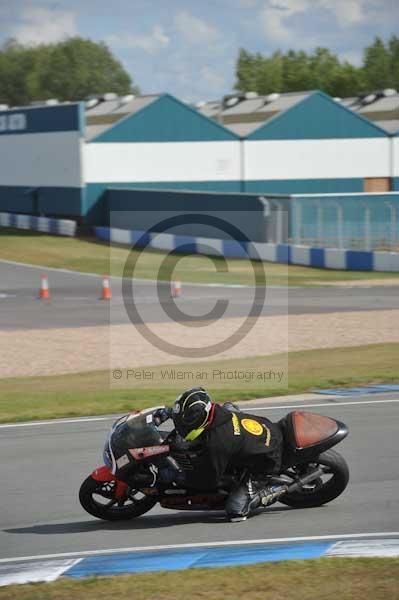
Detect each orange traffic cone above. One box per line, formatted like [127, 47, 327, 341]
[38, 275, 50, 299]
[100, 276, 112, 300]
[171, 280, 182, 298]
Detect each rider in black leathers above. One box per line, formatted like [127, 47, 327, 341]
[154, 388, 284, 522]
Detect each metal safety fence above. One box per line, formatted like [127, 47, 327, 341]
[289, 193, 399, 251]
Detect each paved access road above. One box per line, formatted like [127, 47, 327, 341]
[0, 393, 398, 560]
[0, 260, 398, 329]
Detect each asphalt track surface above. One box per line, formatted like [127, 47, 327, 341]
[1, 260, 399, 330]
[0, 393, 398, 561]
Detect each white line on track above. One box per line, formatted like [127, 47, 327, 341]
[0, 416, 113, 429]
[0, 258, 258, 289]
[0, 397, 397, 429]
[244, 398, 399, 412]
[0, 532, 398, 564]
[0, 258, 102, 278]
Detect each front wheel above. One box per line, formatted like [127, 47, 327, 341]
[79, 475, 157, 521]
[279, 449, 349, 509]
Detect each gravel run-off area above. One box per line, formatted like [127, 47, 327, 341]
[1, 309, 399, 378]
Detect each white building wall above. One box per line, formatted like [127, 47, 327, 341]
[84, 141, 241, 183]
[392, 137, 399, 178]
[0, 131, 83, 187]
[243, 138, 391, 181]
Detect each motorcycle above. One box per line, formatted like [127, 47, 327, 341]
[79, 406, 349, 521]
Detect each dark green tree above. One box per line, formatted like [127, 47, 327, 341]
[235, 48, 263, 93]
[0, 37, 136, 106]
[327, 63, 367, 97]
[252, 51, 284, 94]
[234, 37, 399, 98]
[388, 35, 399, 90]
[308, 48, 341, 92]
[282, 50, 313, 92]
[363, 37, 392, 89]
[0, 39, 38, 106]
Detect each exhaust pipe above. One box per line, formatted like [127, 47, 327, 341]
[261, 466, 325, 506]
[286, 467, 324, 494]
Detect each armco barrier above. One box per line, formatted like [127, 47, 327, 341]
[0, 212, 77, 237]
[95, 226, 399, 272]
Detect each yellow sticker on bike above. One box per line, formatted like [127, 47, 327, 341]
[231, 413, 241, 436]
[241, 418, 263, 436]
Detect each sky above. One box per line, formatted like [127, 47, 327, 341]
[0, 0, 398, 102]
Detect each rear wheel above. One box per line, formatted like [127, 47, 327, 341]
[279, 449, 349, 509]
[79, 475, 157, 521]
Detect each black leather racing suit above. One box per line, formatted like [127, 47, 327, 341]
[171, 404, 283, 517]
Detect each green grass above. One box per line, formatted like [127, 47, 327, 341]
[1, 228, 398, 286]
[0, 343, 397, 423]
[1, 558, 398, 600]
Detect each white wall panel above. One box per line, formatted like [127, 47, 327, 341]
[150, 232, 176, 251]
[85, 142, 240, 183]
[15, 214, 30, 229]
[324, 248, 346, 269]
[373, 251, 399, 272]
[36, 217, 51, 232]
[247, 242, 277, 261]
[392, 138, 399, 177]
[0, 213, 11, 226]
[243, 138, 390, 180]
[290, 245, 311, 265]
[110, 228, 132, 245]
[195, 237, 224, 255]
[0, 132, 82, 187]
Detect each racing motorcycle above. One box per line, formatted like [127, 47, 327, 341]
[79, 406, 349, 520]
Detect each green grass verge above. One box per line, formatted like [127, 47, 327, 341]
[1, 229, 398, 286]
[0, 343, 397, 423]
[1, 558, 398, 600]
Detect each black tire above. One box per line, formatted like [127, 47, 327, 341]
[79, 475, 157, 521]
[279, 449, 349, 509]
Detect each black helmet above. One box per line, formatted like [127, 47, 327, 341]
[172, 388, 212, 441]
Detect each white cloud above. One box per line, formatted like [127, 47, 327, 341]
[259, 0, 308, 42]
[12, 7, 77, 44]
[200, 66, 227, 92]
[259, 0, 375, 43]
[239, 0, 260, 6]
[320, 0, 370, 26]
[174, 11, 219, 45]
[107, 25, 170, 54]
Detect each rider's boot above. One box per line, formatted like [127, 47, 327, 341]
[226, 478, 287, 522]
[225, 476, 261, 522]
[258, 484, 288, 507]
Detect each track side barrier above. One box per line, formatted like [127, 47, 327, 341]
[95, 227, 399, 273]
[0, 212, 77, 237]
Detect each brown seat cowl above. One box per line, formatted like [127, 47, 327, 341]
[288, 411, 339, 449]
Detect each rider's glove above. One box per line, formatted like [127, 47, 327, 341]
[153, 407, 172, 427]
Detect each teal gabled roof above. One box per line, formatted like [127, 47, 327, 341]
[91, 94, 238, 143]
[247, 91, 388, 140]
